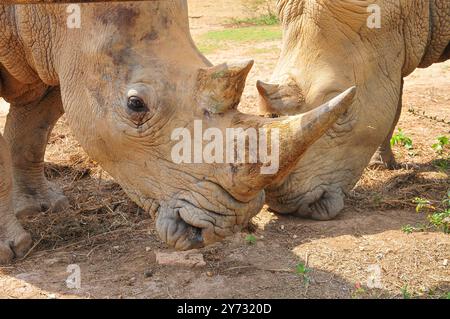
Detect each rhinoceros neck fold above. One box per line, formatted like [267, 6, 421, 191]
[419, 0, 450, 68]
[0, 5, 44, 85]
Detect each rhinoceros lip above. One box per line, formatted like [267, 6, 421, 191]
[154, 199, 208, 250]
[138, 196, 205, 248]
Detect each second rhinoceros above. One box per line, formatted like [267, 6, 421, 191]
[0, 0, 356, 263]
[257, 0, 449, 220]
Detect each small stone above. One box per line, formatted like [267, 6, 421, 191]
[156, 250, 206, 268]
[113, 246, 120, 250]
[206, 271, 214, 277]
[280, 225, 285, 230]
[16, 272, 41, 281]
[44, 258, 61, 266]
[145, 247, 151, 252]
[47, 294, 57, 299]
[293, 235, 298, 239]
[144, 270, 153, 278]
[443, 259, 448, 266]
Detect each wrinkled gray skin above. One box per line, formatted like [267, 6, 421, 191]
[0, 1, 357, 263]
[258, 0, 449, 220]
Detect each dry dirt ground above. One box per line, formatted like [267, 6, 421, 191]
[0, 1, 449, 299]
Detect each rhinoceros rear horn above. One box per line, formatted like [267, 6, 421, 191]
[257, 80, 306, 116]
[232, 86, 357, 193]
[196, 60, 254, 114]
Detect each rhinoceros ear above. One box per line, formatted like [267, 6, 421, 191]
[196, 60, 254, 114]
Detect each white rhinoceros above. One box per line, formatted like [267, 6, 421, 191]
[257, 0, 449, 220]
[0, 1, 356, 263]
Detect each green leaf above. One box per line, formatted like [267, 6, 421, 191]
[391, 129, 413, 150]
[295, 263, 309, 275]
[245, 234, 257, 245]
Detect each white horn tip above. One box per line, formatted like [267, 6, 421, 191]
[329, 86, 357, 108]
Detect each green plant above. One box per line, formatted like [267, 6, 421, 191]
[412, 191, 450, 234]
[201, 26, 281, 42]
[401, 285, 411, 299]
[428, 210, 450, 233]
[230, 14, 279, 26]
[413, 197, 433, 213]
[351, 282, 366, 299]
[401, 225, 414, 234]
[295, 263, 311, 285]
[431, 135, 450, 171]
[434, 158, 450, 171]
[402, 223, 429, 234]
[197, 26, 282, 54]
[432, 136, 449, 155]
[245, 234, 257, 245]
[391, 129, 413, 150]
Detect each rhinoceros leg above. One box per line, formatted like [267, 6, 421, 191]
[0, 133, 32, 264]
[369, 80, 404, 170]
[3, 87, 69, 218]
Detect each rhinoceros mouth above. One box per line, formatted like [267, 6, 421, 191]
[155, 193, 263, 250]
[121, 179, 263, 249]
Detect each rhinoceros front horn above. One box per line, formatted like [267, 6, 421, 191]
[227, 86, 357, 199]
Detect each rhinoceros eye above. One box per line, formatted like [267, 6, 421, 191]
[127, 96, 147, 112]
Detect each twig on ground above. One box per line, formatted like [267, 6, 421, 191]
[19, 236, 44, 261]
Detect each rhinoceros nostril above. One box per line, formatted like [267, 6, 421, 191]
[186, 225, 203, 244]
[171, 223, 204, 250]
[40, 203, 50, 212]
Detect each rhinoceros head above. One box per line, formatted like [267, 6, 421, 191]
[53, 1, 355, 249]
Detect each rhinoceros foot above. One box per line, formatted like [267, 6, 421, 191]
[369, 146, 399, 170]
[0, 214, 32, 264]
[14, 181, 69, 218]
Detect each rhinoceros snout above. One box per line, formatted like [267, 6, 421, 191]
[266, 184, 345, 221]
[295, 187, 345, 221]
[155, 198, 243, 250]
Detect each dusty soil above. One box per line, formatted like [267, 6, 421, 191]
[0, 1, 449, 299]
